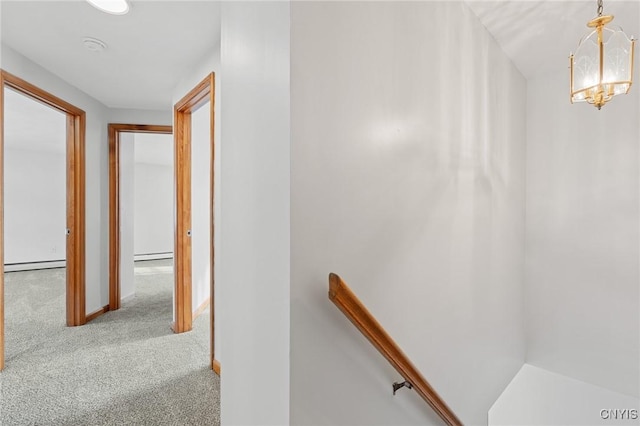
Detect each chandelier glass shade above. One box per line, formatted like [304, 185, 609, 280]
[570, 7, 635, 110]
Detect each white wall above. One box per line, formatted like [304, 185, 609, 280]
[4, 87, 66, 267]
[4, 148, 66, 265]
[489, 364, 640, 426]
[2, 44, 109, 314]
[108, 108, 172, 126]
[191, 102, 211, 312]
[526, 68, 640, 397]
[219, 2, 290, 424]
[133, 133, 173, 257]
[290, 2, 526, 424]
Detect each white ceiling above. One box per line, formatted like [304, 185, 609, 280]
[1, 0, 221, 111]
[465, 0, 640, 79]
[1, 1, 638, 108]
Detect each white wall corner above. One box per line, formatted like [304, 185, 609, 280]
[219, 1, 291, 425]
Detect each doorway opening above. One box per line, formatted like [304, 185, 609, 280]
[0, 70, 86, 371]
[108, 125, 175, 337]
[174, 73, 218, 373]
[108, 125, 173, 309]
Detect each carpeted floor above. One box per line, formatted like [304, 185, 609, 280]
[0, 259, 220, 425]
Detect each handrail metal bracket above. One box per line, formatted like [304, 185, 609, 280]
[328, 272, 463, 425]
[393, 380, 413, 395]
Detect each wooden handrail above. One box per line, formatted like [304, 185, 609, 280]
[328, 273, 463, 426]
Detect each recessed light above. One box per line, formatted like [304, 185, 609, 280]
[83, 37, 107, 53]
[86, 0, 130, 15]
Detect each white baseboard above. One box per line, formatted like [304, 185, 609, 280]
[134, 252, 173, 262]
[4, 260, 66, 272]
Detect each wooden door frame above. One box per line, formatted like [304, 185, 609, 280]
[174, 73, 218, 373]
[108, 124, 173, 311]
[0, 69, 86, 371]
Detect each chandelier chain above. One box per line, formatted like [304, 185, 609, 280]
[597, 0, 603, 16]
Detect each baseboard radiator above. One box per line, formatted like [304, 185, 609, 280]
[4, 252, 173, 272]
[134, 252, 173, 262]
[4, 260, 66, 272]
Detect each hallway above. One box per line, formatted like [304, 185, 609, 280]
[0, 260, 220, 425]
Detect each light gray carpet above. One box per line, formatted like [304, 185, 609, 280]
[0, 259, 220, 425]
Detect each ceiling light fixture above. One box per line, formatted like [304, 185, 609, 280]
[86, 0, 130, 15]
[570, 0, 635, 110]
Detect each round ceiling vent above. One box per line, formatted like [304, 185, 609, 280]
[83, 37, 107, 53]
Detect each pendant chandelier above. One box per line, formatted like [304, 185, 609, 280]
[569, 0, 635, 110]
